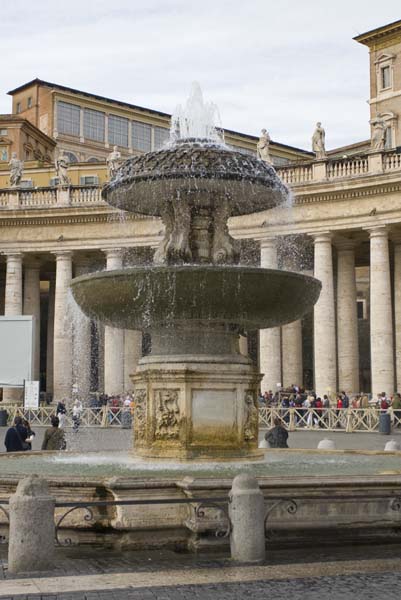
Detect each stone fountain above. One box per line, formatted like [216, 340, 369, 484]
[71, 84, 321, 461]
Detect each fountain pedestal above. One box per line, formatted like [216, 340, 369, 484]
[132, 352, 263, 461]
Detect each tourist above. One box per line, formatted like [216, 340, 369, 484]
[380, 392, 389, 411]
[72, 399, 83, 432]
[265, 417, 289, 448]
[341, 391, 349, 410]
[314, 396, 323, 427]
[391, 393, 401, 427]
[56, 398, 67, 427]
[4, 416, 29, 452]
[41, 416, 66, 451]
[22, 419, 36, 451]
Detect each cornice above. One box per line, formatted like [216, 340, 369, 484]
[293, 181, 401, 205]
[0, 211, 159, 228]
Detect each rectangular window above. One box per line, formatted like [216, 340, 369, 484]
[27, 97, 32, 109]
[154, 126, 169, 150]
[80, 175, 99, 185]
[381, 66, 391, 89]
[16, 102, 21, 114]
[0, 129, 7, 136]
[83, 108, 105, 142]
[132, 121, 151, 152]
[57, 101, 80, 136]
[108, 114, 128, 147]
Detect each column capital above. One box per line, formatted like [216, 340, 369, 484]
[311, 232, 332, 244]
[333, 237, 359, 252]
[52, 250, 73, 261]
[101, 247, 124, 258]
[364, 225, 389, 239]
[2, 251, 23, 259]
[259, 237, 277, 250]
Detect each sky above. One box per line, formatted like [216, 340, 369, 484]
[1, 0, 400, 151]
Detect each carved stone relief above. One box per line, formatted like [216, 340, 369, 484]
[154, 389, 181, 440]
[243, 391, 258, 441]
[134, 389, 147, 440]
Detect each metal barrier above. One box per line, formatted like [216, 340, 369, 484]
[1, 405, 401, 432]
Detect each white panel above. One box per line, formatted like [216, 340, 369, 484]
[0, 316, 34, 387]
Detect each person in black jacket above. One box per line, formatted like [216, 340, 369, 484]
[265, 417, 289, 448]
[4, 416, 28, 452]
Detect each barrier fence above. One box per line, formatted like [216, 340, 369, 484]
[0, 405, 400, 432]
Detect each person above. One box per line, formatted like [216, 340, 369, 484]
[265, 417, 289, 448]
[391, 393, 401, 427]
[312, 122, 326, 159]
[22, 419, 35, 451]
[380, 392, 389, 411]
[72, 398, 83, 432]
[4, 416, 29, 452]
[257, 129, 272, 163]
[41, 416, 66, 451]
[341, 391, 349, 410]
[106, 145, 121, 179]
[56, 398, 67, 428]
[55, 152, 70, 186]
[9, 152, 23, 187]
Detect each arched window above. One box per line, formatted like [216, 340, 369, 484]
[64, 151, 78, 163]
[87, 156, 102, 163]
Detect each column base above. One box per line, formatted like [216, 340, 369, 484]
[131, 357, 263, 462]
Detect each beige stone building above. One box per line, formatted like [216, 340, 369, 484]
[1, 19, 401, 403]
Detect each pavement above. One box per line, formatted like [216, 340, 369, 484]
[2, 426, 401, 453]
[2, 544, 401, 598]
[2, 427, 401, 597]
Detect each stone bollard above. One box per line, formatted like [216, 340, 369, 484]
[317, 439, 336, 450]
[229, 473, 265, 563]
[384, 440, 401, 452]
[8, 475, 55, 574]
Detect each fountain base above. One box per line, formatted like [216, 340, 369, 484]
[131, 356, 263, 461]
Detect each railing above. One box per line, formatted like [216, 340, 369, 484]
[326, 157, 369, 179]
[1, 405, 400, 432]
[383, 152, 401, 171]
[276, 165, 313, 184]
[258, 406, 401, 432]
[19, 188, 57, 207]
[70, 185, 103, 204]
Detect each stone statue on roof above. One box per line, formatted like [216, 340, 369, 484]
[312, 122, 326, 159]
[9, 152, 23, 187]
[371, 118, 385, 150]
[257, 129, 272, 164]
[107, 146, 121, 180]
[55, 152, 70, 186]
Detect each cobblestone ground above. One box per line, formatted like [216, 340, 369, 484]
[2, 545, 401, 599]
[2, 426, 401, 453]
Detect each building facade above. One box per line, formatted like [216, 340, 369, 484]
[0, 20, 401, 403]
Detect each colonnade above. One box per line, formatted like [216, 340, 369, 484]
[259, 227, 399, 398]
[0, 249, 142, 403]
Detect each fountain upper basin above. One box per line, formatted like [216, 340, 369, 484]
[71, 265, 321, 331]
[102, 140, 288, 215]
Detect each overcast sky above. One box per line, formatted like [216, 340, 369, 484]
[1, 1, 400, 150]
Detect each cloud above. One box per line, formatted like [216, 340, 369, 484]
[1, 0, 400, 149]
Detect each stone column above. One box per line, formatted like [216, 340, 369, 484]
[313, 233, 337, 397]
[394, 241, 401, 392]
[23, 259, 41, 382]
[123, 330, 142, 391]
[335, 240, 359, 394]
[3, 252, 23, 403]
[369, 227, 394, 396]
[259, 239, 281, 392]
[282, 320, 303, 388]
[104, 249, 124, 395]
[53, 251, 73, 402]
[46, 276, 55, 396]
[73, 260, 92, 400]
